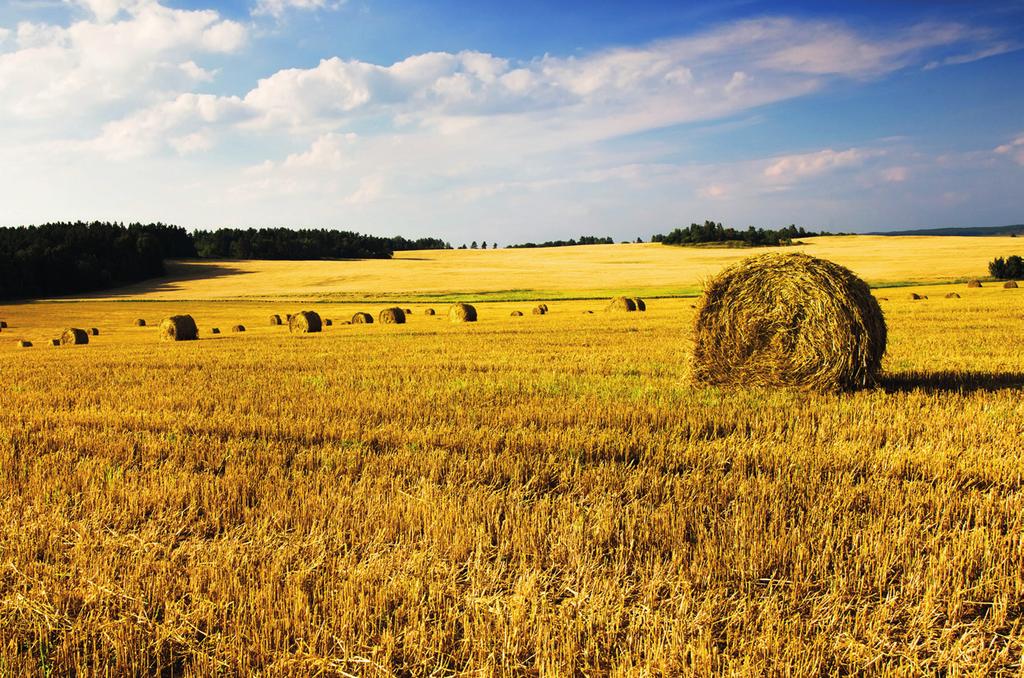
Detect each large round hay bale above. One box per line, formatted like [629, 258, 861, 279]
[532, 305, 546, 315]
[945, 292, 960, 299]
[89, 328, 100, 336]
[231, 325, 246, 333]
[159, 315, 198, 342]
[967, 280, 983, 288]
[134, 319, 147, 327]
[17, 340, 32, 348]
[632, 298, 647, 311]
[269, 314, 283, 326]
[423, 308, 436, 316]
[607, 296, 637, 312]
[60, 328, 89, 345]
[510, 310, 524, 317]
[1004, 280, 1018, 289]
[379, 307, 406, 324]
[352, 312, 374, 324]
[692, 253, 886, 391]
[449, 302, 477, 322]
[289, 311, 322, 333]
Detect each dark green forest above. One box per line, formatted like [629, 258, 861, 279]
[652, 221, 827, 247]
[0, 222, 455, 300]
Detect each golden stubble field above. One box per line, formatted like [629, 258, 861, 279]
[1, 239, 1023, 675]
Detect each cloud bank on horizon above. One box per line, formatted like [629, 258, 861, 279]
[0, 0, 1021, 241]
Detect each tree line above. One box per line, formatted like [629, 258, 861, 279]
[0, 222, 458, 300]
[508, 236, 614, 249]
[989, 255, 1023, 279]
[652, 221, 827, 247]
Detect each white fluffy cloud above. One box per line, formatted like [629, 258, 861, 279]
[994, 135, 1024, 165]
[252, 0, 342, 19]
[0, 1, 245, 127]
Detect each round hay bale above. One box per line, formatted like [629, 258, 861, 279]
[1004, 280, 1019, 289]
[89, 328, 100, 336]
[538, 303, 549, 313]
[510, 310, 524, 317]
[607, 296, 637, 312]
[692, 252, 886, 391]
[351, 312, 374, 324]
[449, 302, 477, 322]
[50, 339, 60, 346]
[341, 320, 352, 325]
[632, 298, 647, 311]
[0, 321, 7, 328]
[231, 325, 246, 333]
[17, 340, 32, 348]
[269, 314, 283, 326]
[324, 319, 333, 327]
[211, 327, 221, 334]
[945, 292, 960, 299]
[908, 292, 923, 300]
[286, 313, 294, 322]
[404, 308, 413, 314]
[532, 305, 546, 315]
[967, 280, 983, 288]
[159, 315, 198, 342]
[289, 311, 322, 334]
[60, 328, 89, 346]
[379, 307, 406, 324]
[583, 310, 594, 314]
[423, 308, 436, 316]
[134, 319, 147, 327]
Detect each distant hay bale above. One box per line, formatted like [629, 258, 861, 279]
[967, 280, 983, 288]
[0, 320, 7, 328]
[231, 325, 246, 333]
[583, 310, 594, 314]
[211, 328, 221, 334]
[532, 305, 546, 315]
[159, 315, 198, 342]
[324, 319, 333, 327]
[89, 328, 99, 336]
[423, 308, 436, 316]
[692, 252, 886, 391]
[945, 292, 960, 299]
[449, 302, 477, 322]
[379, 307, 406, 324]
[286, 313, 294, 322]
[510, 310, 524, 317]
[1004, 281, 1019, 289]
[607, 296, 637, 312]
[50, 339, 60, 347]
[17, 340, 32, 348]
[351, 312, 374, 324]
[632, 298, 647, 311]
[134, 319, 146, 327]
[289, 311, 322, 334]
[341, 320, 352, 325]
[538, 303, 549, 312]
[404, 308, 413, 314]
[60, 328, 90, 345]
[908, 293, 923, 300]
[269, 314, 283, 326]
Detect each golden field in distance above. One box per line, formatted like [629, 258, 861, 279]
[72, 234, 1024, 301]
[1, 236, 1023, 675]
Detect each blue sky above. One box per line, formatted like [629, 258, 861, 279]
[0, 0, 1022, 242]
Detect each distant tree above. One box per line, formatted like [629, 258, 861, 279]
[651, 220, 826, 247]
[481, 241, 487, 249]
[471, 241, 478, 249]
[635, 237, 644, 243]
[989, 255, 1023, 279]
